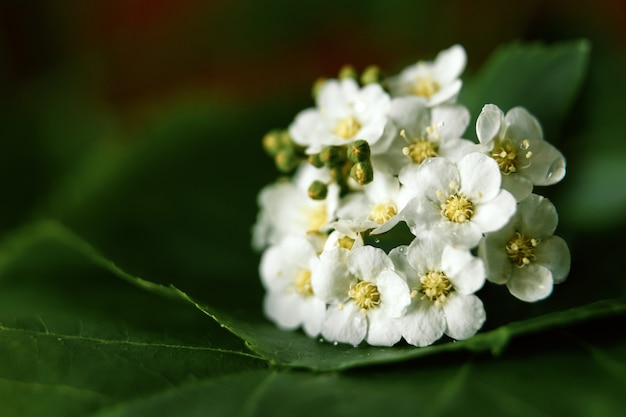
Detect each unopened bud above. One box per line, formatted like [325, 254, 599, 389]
[360, 65, 380, 85]
[262, 130, 283, 156]
[275, 148, 300, 173]
[319, 146, 345, 166]
[350, 161, 374, 185]
[347, 139, 371, 162]
[338, 64, 357, 80]
[312, 77, 327, 100]
[308, 180, 328, 200]
[308, 153, 324, 168]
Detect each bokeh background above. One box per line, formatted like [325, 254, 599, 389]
[1, 0, 626, 321]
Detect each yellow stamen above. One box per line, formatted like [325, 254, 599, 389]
[419, 270, 453, 306]
[505, 232, 540, 267]
[442, 194, 474, 223]
[370, 203, 398, 224]
[349, 281, 381, 311]
[294, 270, 314, 296]
[334, 115, 361, 139]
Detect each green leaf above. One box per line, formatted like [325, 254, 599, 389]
[0, 221, 267, 417]
[460, 38, 590, 142]
[87, 315, 626, 417]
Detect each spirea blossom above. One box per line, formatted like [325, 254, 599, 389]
[252, 45, 571, 348]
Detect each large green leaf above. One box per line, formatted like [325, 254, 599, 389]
[0, 221, 267, 417]
[460, 38, 590, 142]
[88, 314, 626, 417]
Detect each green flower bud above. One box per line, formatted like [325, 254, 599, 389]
[360, 65, 381, 85]
[338, 64, 357, 80]
[275, 148, 300, 173]
[319, 145, 346, 166]
[308, 180, 328, 200]
[347, 139, 371, 162]
[312, 77, 327, 100]
[262, 130, 283, 156]
[308, 153, 325, 168]
[350, 161, 374, 185]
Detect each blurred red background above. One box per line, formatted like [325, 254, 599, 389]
[2, 0, 625, 113]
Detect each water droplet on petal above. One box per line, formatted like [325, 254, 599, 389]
[333, 341, 339, 346]
[318, 338, 324, 343]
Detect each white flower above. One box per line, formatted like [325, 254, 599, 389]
[251, 163, 339, 251]
[322, 219, 369, 252]
[389, 234, 486, 346]
[288, 78, 395, 155]
[260, 235, 327, 337]
[372, 96, 482, 175]
[311, 245, 411, 346]
[476, 104, 566, 201]
[396, 153, 517, 248]
[478, 193, 571, 302]
[384, 44, 466, 106]
[335, 169, 403, 234]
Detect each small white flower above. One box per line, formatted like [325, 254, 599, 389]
[390, 234, 486, 346]
[311, 245, 411, 346]
[260, 235, 327, 337]
[251, 163, 339, 251]
[322, 219, 370, 252]
[385, 44, 466, 106]
[335, 169, 403, 234]
[396, 153, 517, 248]
[476, 104, 566, 201]
[372, 96, 482, 175]
[288, 78, 395, 155]
[478, 193, 571, 302]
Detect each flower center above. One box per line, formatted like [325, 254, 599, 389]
[305, 204, 327, 232]
[505, 232, 540, 267]
[338, 236, 356, 250]
[412, 74, 440, 98]
[370, 203, 398, 224]
[294, 270, 314, 296]
[334, 115, 362, 139]
[403, 139, 439, 164]
[349, 281, 381, 311]
[419, 270, 453, 306]
[442, 193, 474, 223]
[492, 139, 533, 175]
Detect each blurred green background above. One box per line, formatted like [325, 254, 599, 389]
[1, 0, 625, 303]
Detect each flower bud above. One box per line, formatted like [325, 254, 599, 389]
[319, 146, 346, 166]
[262, 130, 284, 156]
[350, 161, 374, 185]
[338, 64, 357, 80]
[307, 152, 325, 168]
[274, 148, 300, 173]
[360, 65, 381, 85]
[347, 139, 371, 162]
[308, 180, 328, 200]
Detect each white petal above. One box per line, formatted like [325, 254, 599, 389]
[263, 291, 303, 330]
[433, 44, 467, 84]
[458, 152, 502, 202]
[389, 96, 430, 130]
[311, 248, 352, 304]
[321, 302, 367, 346]
[377, 270, 412, 318]
[401, 301, 446, 347]
[472, 190, 517, 234]
[504, 107, 543, 142]
[429, 79, 463, 106]
[441, 246, 486, 294]
[366, 309, 403, 346]
[301, 297, 328, 337]
[534, 236, 571, 284]
[478, 235, 514, 285]
[348, 246, 393, 281]
[501, 173, 533, 202]
[518, 194, 558, 237]
[443, 294, 486, 340]
[476, 104, 504, 146]
[431, 104, 470, 140]
[506, 264, 553, 302]
[519, 140, 566, 186]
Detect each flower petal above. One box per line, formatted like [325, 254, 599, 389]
[321, 302, 367, 346]
[433, 44, 467, 84]
[500, 173, 533, 202]
[311, 248, 352, 304]
[366, 309, 403, 346]
[504, 107, 543, 142]
[443, 294, 486, 340]
[519, 140, 566, 186]
[458, 152, 502, 201]
[301, 297, 328, 338]
[472, 189, 517, 234]
[441, 246, 486, 294]
[534, 236, 571, 284]
[400, 301, 446, 347]
[476, 104, 504, 146]
[506, 263, 553, 302]
[348, 246, 393, 281]
[263, 291, 303, 330]
[377, 269, 412, 318]
[478, 235, 514, 285]
[518, 194, 559, 237]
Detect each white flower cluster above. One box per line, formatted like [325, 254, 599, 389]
[252, 45, 571, 347]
